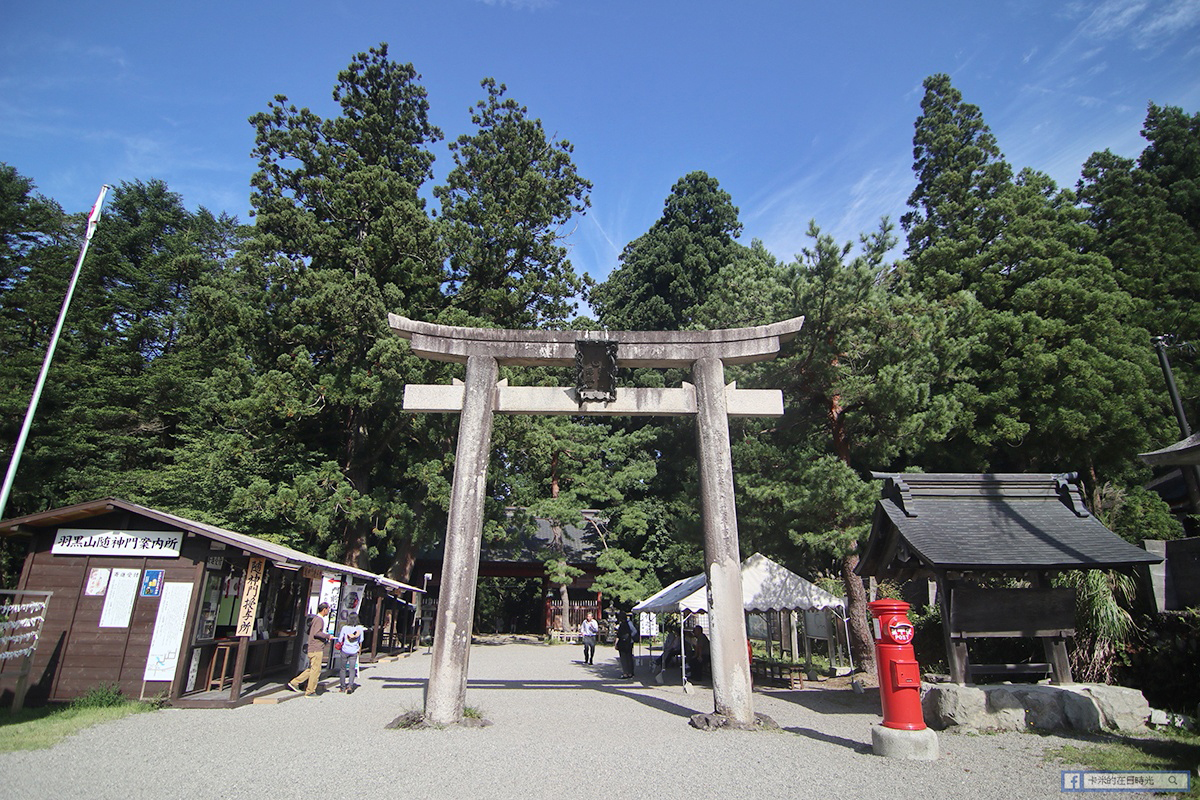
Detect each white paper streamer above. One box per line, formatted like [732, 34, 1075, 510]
[0, 615, 45, 632]
[0, 646, 34, 660]
[0, 631, 38, 645]
[0, 602, 47, 615]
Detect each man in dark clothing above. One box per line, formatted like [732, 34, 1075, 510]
[615, 611, 638, 679]
[288, 602, 331, 695]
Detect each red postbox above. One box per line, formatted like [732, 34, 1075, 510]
[868, 599, 926, 731]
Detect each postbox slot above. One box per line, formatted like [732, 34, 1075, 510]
[890, 660, 920, 687]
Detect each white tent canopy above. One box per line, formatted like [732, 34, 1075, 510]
[632, 573, 707, 615]
[632, 553, 844, 615]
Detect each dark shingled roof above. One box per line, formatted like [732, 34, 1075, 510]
[857, 473, 1161, 577]
[1139, 431, 1200, 467]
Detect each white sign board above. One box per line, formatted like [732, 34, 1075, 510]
[144, 582, 194, 681]
[54, 529, 182, 558]
[99, 568, 141, 628]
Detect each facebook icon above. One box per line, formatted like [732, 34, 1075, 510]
[1063, 771, 1084, 791]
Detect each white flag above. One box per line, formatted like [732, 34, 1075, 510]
[84, 185, 110, 241]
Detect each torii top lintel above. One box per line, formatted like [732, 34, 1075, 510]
[387, 314, 805, 368]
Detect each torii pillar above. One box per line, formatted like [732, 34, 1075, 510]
[390, 314, 803, 726]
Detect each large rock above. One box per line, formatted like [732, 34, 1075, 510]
[921, 683, 1150, 733]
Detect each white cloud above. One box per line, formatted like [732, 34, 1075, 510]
[1077, 0, 1149, 40]
[1132, 0, 1200, 49]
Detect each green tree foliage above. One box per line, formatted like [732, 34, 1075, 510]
[248, 43, 445, 307]
[901, 74, 1165, 480]
[1078, 105, 1200, 414]
[590, 547, 660, 609]
[176, 44, 456, 572]
[590, 171, 742, 331]
[0, 166, 75, 502]
[435, 79, 591, 328]
[697, 222, 968, 670]
[1, 178, 238, 515]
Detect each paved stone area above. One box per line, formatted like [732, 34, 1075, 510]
[0, 640, 1140, 799]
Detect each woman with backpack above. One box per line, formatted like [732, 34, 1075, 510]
[335, 612, 366, 693]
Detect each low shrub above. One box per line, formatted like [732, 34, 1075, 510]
[68, 684, 126, 710]
[1119, 610, 1200, 715]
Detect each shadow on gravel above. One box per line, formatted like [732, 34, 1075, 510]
[369, 675, 700, 719]
[765, 687, 880, 716]
[783, 725, 874, 754]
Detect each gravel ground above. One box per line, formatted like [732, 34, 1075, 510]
[0, 640, 1139, 800]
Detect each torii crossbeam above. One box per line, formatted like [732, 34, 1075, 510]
[390, 313, 803, 726]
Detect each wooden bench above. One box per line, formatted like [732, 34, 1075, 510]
[751, 657, 804, 689]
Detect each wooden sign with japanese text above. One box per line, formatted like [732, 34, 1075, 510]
[236, 557, 266, 637]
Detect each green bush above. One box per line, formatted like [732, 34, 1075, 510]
[68, 684, 126, 710]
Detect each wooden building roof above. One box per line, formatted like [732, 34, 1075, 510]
[1139, 431, 1200, 467]
[0, 497, 422, 593]
[857, 472, 1162, 577]
[419, 509, 604, 565]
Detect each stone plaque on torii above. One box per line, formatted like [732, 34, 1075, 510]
[390, 313, 804, 726]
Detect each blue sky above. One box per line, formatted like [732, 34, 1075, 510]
[3, 1, 1198, 288]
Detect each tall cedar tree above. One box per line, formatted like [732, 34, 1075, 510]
[588, 171, 747, 593]
[1078, 104, 1200, 419]
[900, 74, 1164, 481]
[219, 44, 454, 571]
[590, 171, 741, 331]
[435, 78, 591, 328]
[1, 178, 236, 516]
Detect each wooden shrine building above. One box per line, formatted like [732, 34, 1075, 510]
[0, 498, 421, 707]
[857, 473, 1161, 685]
[416, 510, 606, 636]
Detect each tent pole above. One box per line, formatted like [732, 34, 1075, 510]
[681, 613, 689, 691]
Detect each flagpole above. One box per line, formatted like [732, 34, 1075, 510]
[0, 185, 110, 520]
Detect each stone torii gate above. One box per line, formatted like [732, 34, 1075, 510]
[390, 314, 803, 726]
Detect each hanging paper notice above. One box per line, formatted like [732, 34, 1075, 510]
[99, 568, 140, 628]
[144, 582, 193, 681]
[85, 567, 111, 596]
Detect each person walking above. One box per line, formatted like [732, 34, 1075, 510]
[580, 611, 599, 665]
[288, 602, 331, 695]
[336, 612, 366, 693]
[615, 610, 638, 679]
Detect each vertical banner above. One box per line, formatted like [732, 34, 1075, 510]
[236, 557, 265, 638]
[144, 582, 194, 681]
[318, 574, 342, 633]
[99, 568, 141, 628]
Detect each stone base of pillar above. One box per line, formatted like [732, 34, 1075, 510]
[689, 711, 779, 731]
[870, 724, 939, 760]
